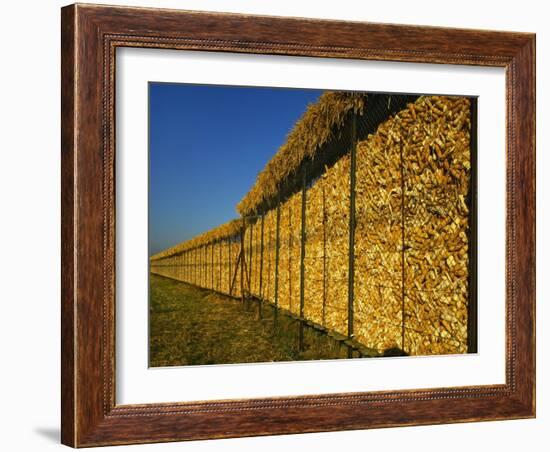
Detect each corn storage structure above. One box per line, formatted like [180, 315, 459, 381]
[150, 91, 476, 357]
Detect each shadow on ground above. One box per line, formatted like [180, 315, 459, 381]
[34, 427, 60, 443]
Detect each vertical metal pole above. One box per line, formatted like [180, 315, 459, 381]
[288, 202, 293, 314]
[322, 184, 327, 327]
[274, 197, 281, 322]
[249, 219, 254, 301]
[347, 113, 357, 358]
[258, 214, 265, 318]
[219, 239, 222, 293]
[240, 219, 245, 306]
[299, 164, 307, 351]
[400, 140, 406, 353]
[211, 241, 214, 290]
[228, 238, 232, 296]
[467, 98, 478, 353]
[266, 218, 272, 304]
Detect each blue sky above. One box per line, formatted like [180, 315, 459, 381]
[149, 83, 323, 256]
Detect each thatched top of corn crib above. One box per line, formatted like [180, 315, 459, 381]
[236, 92, 367, 217]
[150, 218, 242, 261]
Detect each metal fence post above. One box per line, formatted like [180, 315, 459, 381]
[219, 239, 222, 293]
[322, 184, 327, 328]
[248, 218, 253, 305]
[299, 164, 307, 351]
[228, 238, 232, 296]
[240, 219, 245, 306]
[274, 196, 281, 323]
[211, 241, 214, 290]
[347, 113, 357, 358]
[266, 218, 272, 305]
[288, 201, 293, 314]
[467, 98, 478, 354]
[400, 140, 406, 353]
[258, 214, 265, 319]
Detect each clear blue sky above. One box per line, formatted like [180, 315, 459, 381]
[149, 83, 323, 256]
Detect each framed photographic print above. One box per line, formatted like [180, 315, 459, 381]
[61, 3, 535, 447]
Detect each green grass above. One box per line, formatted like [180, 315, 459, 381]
[149, 273, 354, 367]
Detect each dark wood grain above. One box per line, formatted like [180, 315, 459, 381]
[61, 3, 536, 447]
[60, 5, 76, 446]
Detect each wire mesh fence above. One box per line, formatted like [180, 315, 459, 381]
[150, 93, 476, 357]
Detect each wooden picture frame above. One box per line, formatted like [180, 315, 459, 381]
[61, 3, 535, 447]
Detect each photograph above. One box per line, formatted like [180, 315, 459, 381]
[148, 84, 477, 367]
[54, 2, 537, 447]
